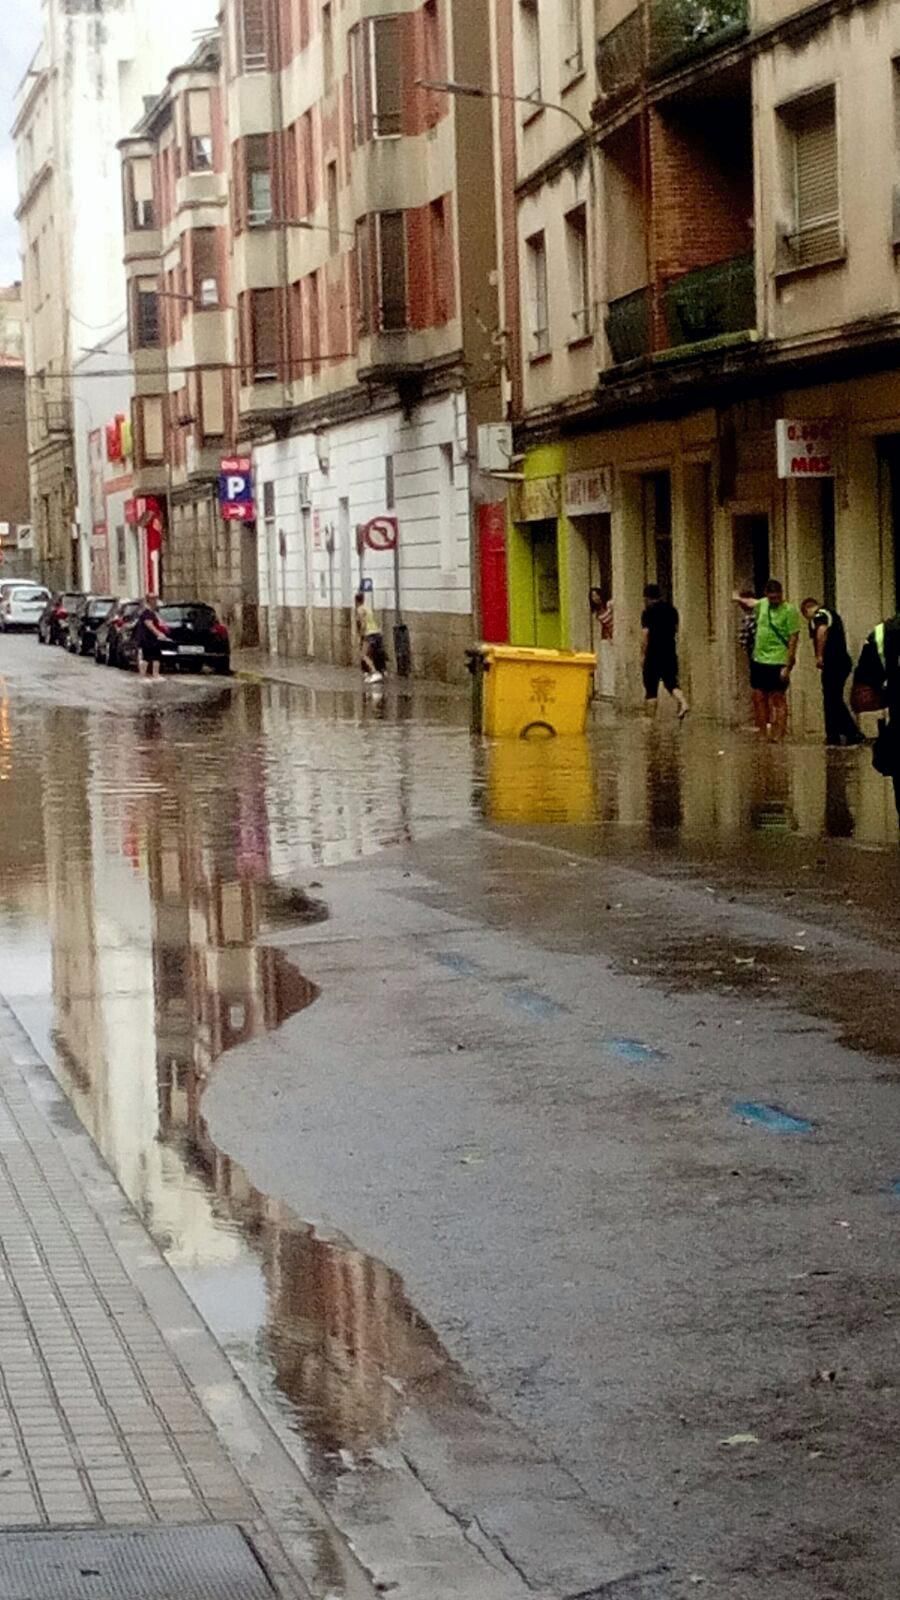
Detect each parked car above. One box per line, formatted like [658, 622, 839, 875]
[65, 595, 116, 656]
[38, 591, 86, 645]
[94, 599, 141, 666]
[0, 584, 50, 631]
[118, 601, 231, 674]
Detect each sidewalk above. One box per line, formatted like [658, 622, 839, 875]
[0, 999, 371, 1600]
[233, 648, 469, 702]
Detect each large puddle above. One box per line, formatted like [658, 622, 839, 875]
[0, 655, 898, 1539]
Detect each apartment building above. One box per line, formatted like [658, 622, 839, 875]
[119, 38, 251, 626]
[495, 0, 900, 734]
[14, 0, 220, 594]
[220, 0, 501, 677]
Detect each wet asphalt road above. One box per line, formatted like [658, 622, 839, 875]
[0, 632, 898, 1599]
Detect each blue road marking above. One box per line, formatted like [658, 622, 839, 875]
[732, 1102, 815, 1135]
[433, 952, 482, 978]
[604, 1038, 666, 1064]
[505, 988, 566, 1020]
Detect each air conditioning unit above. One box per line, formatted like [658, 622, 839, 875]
[478, 422, 514, 473]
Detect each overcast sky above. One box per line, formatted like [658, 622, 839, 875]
[0, 0, 41, 284]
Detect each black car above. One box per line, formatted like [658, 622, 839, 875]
[118, 601, 231, 674]
[94, 599, 141, 666]
[65, 595, 116, 656]
[38, 591, 87, 646]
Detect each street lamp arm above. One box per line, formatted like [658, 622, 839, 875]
[417, 78, 592, 143]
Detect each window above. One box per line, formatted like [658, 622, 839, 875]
[192, 229, 219, 308]
[525, 231, 549, 356]
[780, 87, 841, 268]
[250, 288, 278, 379]
[377, 212, 407, 331]
[127, 158, 155, 229]
[300, 111, 315, 213]
[138, 396, 164, 462]
[240, 0, 268, 71]
[350, 17, 403, 143]
[356, 218, 372, 332]
[518, 0, 541, 105]
[372, 17, 402, 137]
[322, 2, 334, 91]
[565, 204, 590, 339]
[187, 91, 213, 172]
[327, 160, 339, 252]
[30, 239, 42, 308]
[561, 0, 583, 82]
[246, 135, 273, 225]
[200, 369, 225, 439]
[430, 197, 449, 323]
[308, 272, 321, 372]
[134, 276, 160, 347]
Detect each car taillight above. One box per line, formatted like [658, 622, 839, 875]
[211, 622, 228, 640]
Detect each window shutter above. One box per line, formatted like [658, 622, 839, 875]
[793, 93, 840, 266]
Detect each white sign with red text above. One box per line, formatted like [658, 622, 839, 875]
[776, 419, 836, 479]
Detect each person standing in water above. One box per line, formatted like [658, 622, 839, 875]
[354, 591, 386, 684]
[734, 579, 801, 741]
[640, 584, 689, 720]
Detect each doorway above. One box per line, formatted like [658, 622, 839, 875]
[582, 512, 613, 695]
[733, 512, 770, 597]
[642, 472, 672, 598]
[528, 521, 561, 649]
[877, 438, 900, 611]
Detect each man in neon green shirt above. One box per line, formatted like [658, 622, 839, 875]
[734, 579, 801, 741]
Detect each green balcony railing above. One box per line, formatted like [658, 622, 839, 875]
[649, 0, 748, 75]
[662, 252, 755, 348]
[605, 287, 652, 365]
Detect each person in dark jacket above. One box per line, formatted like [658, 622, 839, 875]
[800, 597, 864, 746]
[640, 584, 688, 720]
[852, 612, 900, 826]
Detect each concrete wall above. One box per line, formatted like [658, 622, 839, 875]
[253, 390, 474, 682]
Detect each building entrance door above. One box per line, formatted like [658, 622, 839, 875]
[528, 521, 561, 650]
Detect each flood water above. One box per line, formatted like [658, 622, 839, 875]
[0, 654, 897, 1508]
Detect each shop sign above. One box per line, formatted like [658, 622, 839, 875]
[510, 476, 562, 522]
[776, 419, 835, 479]
[564, 467, 612, 517]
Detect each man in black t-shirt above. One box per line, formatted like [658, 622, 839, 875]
[800, 597, 864, 746]
[641, 584, 688, 720]
[852, 612, 900, 826]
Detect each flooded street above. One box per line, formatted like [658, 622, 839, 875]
[0, 634, 899, 1599]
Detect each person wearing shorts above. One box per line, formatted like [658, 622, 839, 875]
[640, 584, 688, 719]
[734, 579, 801, 740]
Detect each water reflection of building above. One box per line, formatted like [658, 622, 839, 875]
[40, 692, 447, 1475]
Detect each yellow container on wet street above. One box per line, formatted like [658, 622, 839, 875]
[479, 645, 597, 739]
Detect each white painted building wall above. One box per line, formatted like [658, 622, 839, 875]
[253, 392, 474, 655]
[25, 0, 219, 587]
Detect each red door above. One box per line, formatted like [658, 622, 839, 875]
[478, 503, 509, 644]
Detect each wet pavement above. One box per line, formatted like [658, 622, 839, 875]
[0, 633, 898, 1599]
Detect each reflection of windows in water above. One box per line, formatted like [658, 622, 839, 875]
[538, 574, 559, 613]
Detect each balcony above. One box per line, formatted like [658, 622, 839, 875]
[605, 287, 651, 364]
[648, 0, 748, 76]
[596, 9, 644, 103]
[662, 252, 755, 348]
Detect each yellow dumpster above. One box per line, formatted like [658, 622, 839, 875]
[480, 645, 597, 738]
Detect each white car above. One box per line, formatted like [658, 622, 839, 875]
[0, 584, 50, 631]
